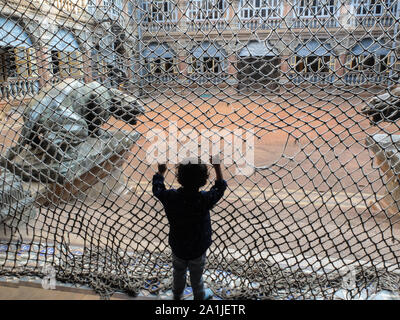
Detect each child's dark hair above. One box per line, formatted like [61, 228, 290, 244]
[177, 160, 209, 190]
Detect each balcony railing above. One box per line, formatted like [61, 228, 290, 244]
[142, 21, 178, 32]
[239, 18, 282, 30]
[289, 72, 335, 85]
[187, 20, 228, 32]
[290, 16, 338, 29]
[142, 74, 178, 84]
[48, 0, 85, 15]
[136, 71, 393, 87]
[344, 72, 391, 85]
[86, 4, 125, 26]
[352, 15, 395, 28]
[188, 73, 228, 85]
[139, 14, 396, 33]
[0, 78, 40, 100]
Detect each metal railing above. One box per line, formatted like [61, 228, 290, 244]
[53, 0, 84, 14]
[142, 21, 178, 32]
[0, 78, 40, 100]
[353, 15, 395, 27]
[187, 73, 228, 85]
[344, 72, 391, 85]
[239, 18, 282, 30]
[289, 72, 336, 84]
[86, 4, 125, 26]
[187, 20, 228, 32]
[137, 15, 395, 34]
[142, 74, 178, 84]
[290, 16, 338, 29]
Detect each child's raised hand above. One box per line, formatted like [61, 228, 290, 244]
[210, 155, 223, 181]
[157, 163, 167, 175]
[210, 154, 221, 166]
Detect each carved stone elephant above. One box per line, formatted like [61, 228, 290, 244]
[361, 86, 400, 124]
[7, 78, 145, 163]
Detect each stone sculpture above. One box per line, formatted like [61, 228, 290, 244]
[361, 86, 400, 124]
[0, 168, 36, 227]
[0, 78, 145, 224]
[363, 86, 400, 218]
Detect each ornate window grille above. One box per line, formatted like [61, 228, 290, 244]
[50, 50, 83, 79]
[187, 0, 227, 21]
[0, 47, 38, 80]
[294, 0, 337, 17]
[351, 0, 396, 16]
[141, 0, 178, 23]
[100, 0, 123, 19]
[239, 0, 283, 19]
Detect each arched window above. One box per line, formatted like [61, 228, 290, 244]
[346, 38, 391, 74]
[294, 0, 336, 17]
[187, 0, 227, 20]
[239, 0, 282, 20]
[48, 29, 82, 79]
[142, 43, 177, 81]
[237, 41, 281, 89]
[351, 0, 396, 16]
[290, 39, 335, 74]
[141, 0, 178, 23]
[0, 17, 37, 82]
[189, 42, 227, 76]
[101, 0, 123, 19]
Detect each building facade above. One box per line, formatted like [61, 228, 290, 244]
[131, 0, 400, 92]
[0, 0, 93, 103]
[0, 0, 135, 106]
[0, 0, 399, 106]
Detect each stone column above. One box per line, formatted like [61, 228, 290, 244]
[26, 20, 52, 88]
[177, 0, 187, 30]
[279, 40, 296, 76]
[336, 52, 347, 77]
[230, 0, 240, 29]
[280, 56, 291, 74]
[282, 0, 294, 27]
[75, 30, 93, 83]
[227, 52, 238, 85]
[175, 41, 189, 84]
[178, 53, 188, 76]
[82, 50, 93, 83]
[278, 38, 299, 85]
[224, 42, 240, 92]
[125, 41, 134, 89]
[34, 22, 58, 85]
[37, 46, 52, 87]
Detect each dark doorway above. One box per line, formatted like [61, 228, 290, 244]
[237, 56, 281, 92]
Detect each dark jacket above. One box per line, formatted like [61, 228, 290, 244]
[152, 173, 227, 260]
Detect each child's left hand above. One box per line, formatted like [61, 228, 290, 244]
[210, 154, 221, 165]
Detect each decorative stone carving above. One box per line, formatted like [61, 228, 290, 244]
[362, 86, 400, 124]
[0, 168, 36, 227]
[365, 134, 400, 218]
[0, 78, 145, 220]
[1, 78, 144, 183]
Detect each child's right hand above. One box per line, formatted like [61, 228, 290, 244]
[210, 155, 223, 181]
[157, 163, 167, 175]
[210, 154, 221, 166]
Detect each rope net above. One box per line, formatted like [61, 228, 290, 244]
[0, 0, 400, 300]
